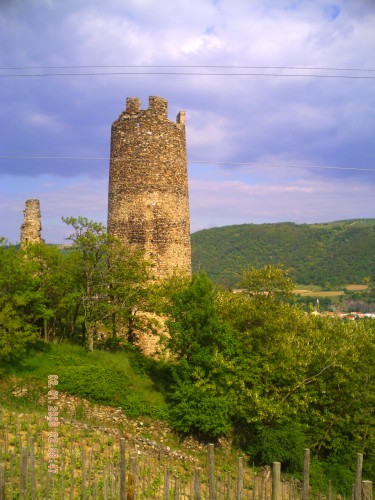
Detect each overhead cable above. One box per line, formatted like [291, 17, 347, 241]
[1, 64, 374, 71]
[0, 155, 374, 172]
[1, 71, 374, 79]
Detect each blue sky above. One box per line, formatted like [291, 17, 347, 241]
[1, 0, 374, 243]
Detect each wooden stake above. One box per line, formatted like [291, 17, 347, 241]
[237, 457, 244, 500]
[272, 462, 281, 500]
[354, 453, 363, 500]
[120, 438, 127, 500]
[29, 437, 37, 500]
[0, 463, 6, 500]
[302, 448, 310, 500]
[208, 444, 216, 500]
[362, 480, 373, 500]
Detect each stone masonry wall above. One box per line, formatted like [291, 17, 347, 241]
[20, 199, 43, 245]
[108, 96, 191, 279]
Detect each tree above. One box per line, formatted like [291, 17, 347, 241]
[17, 241, 82, 342]
[239, 264, 294, 301]
[217, 267, 375, 479]
[63, 217, 150, 351]
[163, 273, 236, 438]
[0, 238, 39, 367]
[0, 302, 38, 368]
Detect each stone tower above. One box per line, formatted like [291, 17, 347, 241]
[108, 96, 191, 278]
[20, 199, 43, 245]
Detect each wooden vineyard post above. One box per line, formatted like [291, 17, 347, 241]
[226, 470, 231, 500]
[127, 456, 137, 500]
[60, 452, 66, 500]
[127, 472, 135, 500]
[0, 463, 5, 500]
[328, 479, 332, 500]
[81, 449, 86, 500]
[252, 472, 257, 500]
[272, 462, 281, 500]
[164, 467, 170, 500]
[69, 447, 75, 500]
[354, 453, 363, 500]
[174, 476, 180, 499]
[237, 456, 244, 499]
[208, 444, 215, 500]
[19, 447, 28, 500]
[9, 452, 14, 499]
[302, 448, 310, 500]
[194, 467, 202, 499]
[120, 438, 127, 500]
[29, 437, 37, 500]
[362, 480, 373, 500]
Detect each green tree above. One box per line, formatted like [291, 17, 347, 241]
[0, 239, 39, 366]
[0, 302, 38, 367]
[164, 273, 236, 438]
[217, 267, 375, 479]
[63, 217, 150, 351]
[239, 264, 294, 301]
[17, 241, 82, 342]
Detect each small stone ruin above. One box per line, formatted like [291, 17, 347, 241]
[20, 199, 43, 245]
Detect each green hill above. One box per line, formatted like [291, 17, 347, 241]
[191, 219, 375, 287]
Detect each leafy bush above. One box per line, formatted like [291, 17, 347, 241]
[0, 302, 39, 364]
[320, 460, 355, 496]
[168, 383, 232, 438]
[58, 365, 126, 404]
[249, 423, 306, 471]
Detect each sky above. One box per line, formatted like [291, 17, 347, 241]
[1, 0, 375, 243]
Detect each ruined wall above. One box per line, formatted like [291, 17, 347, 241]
[108, 96, 191, 279]
[20, 199, 43, 245]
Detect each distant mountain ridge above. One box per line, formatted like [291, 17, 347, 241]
[191, 219, 375, 287]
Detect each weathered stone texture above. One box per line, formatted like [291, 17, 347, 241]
[20, 199, 43, 245]
[108, 96, 191, 278]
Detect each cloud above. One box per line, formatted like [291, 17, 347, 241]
[189, 172, 375, 231]
[1, 0, 374, 236]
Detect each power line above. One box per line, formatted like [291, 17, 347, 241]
[0, 155, 374, 172]
[1, 71, 374, 79]
[1, 64, 374, 72]
[190, 161, 375, 172]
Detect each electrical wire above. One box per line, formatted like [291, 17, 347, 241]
[1, 64, 374, 71]
[1, 71, 374, 79]
[0, 155, 374, 172]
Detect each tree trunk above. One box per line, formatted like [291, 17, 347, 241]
[86, 324, 95, 352]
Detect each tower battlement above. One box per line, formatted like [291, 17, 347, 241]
[108, 96, 191, 279]
[119, 96, 183, 127]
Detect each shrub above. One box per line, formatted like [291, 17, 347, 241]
[250, 423, 306, 471]
[168, 383, 232, 439]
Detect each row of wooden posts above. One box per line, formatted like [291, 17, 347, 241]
[0, 439, 373, 499]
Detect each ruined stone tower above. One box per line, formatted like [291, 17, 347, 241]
[20, 199, 43, 245]
[108, 96, 191, 278]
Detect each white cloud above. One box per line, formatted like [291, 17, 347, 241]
[1, 0, 375, 235]
[189, 172, 375, 230]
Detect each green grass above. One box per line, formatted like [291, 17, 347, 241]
[3, 343, 169, 420]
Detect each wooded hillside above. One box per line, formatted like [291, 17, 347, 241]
[191, 219, 375, 287]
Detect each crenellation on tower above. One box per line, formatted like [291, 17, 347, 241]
[176, 111, 185, 125]
[148, 96, 168, 118]
[20, 199, 43, 245]
[125, 97, 141, 114]
[108, 96, 191, 279]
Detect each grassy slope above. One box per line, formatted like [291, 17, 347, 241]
[0, 343, 246, 489]
[191, 219, 375, 287]
[1, 343, 169, 419]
